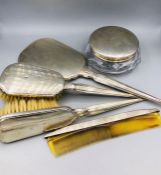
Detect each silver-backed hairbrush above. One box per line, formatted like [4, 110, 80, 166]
[0, 98, 142, 143]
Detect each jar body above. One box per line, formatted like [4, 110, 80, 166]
[86, 45, 141, 74]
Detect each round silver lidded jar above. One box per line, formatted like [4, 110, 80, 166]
[86, 26, 141, 74]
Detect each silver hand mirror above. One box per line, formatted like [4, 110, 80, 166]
[18, 38, 161, 105]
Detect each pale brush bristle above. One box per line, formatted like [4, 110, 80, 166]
[0, 90, 59, 115]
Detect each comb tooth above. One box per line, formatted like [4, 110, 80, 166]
[48, 127, 111, 156]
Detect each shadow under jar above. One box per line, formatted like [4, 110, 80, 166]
[86, 26, 141, 74]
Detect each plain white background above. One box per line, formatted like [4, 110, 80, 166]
[0, 0, 161, 174]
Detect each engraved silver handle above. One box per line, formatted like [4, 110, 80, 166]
[80, 67, 161, 105]
[75, 98, 142, 117]
[64, 83, 134, 98]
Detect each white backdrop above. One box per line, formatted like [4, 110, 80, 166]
[0, 0, 161, 175]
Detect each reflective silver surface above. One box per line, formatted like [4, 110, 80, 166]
[18, 38, 86, 79]
[0, 63, 64, 97]
[88, 26, 139, 62]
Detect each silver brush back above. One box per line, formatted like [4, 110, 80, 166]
[0, 63, 65, 97]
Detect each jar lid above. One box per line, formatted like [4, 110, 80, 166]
[89, 26, 139, 62]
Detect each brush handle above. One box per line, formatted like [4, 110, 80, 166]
[75, 98, 143, 117]
[64, 83, 134, 98]
[80, 67, 161, 105]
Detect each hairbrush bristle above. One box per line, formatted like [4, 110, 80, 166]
[0, 90, 59, 115]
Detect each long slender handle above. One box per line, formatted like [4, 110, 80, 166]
[75, 98, 143, 117]
[64, 82, 135, 98]
[80, 67, 161, 105]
